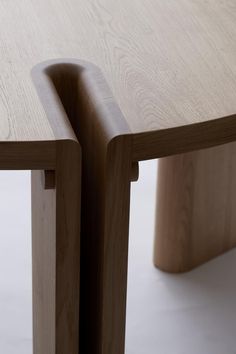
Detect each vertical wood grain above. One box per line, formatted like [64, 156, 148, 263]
[32, 139, 81, 354]
[32, 170, 56, 354]
[34, 59, 134, 354]
[154, 141, 236, 272]
[79, 136, 132, 354]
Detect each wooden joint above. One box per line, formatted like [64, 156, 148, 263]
[130, 162, 139, 182]
[41, 170, 56, 189]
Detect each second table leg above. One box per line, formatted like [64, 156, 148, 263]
[154, 141, 236, 273]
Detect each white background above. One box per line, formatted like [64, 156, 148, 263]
[0, 162, 236, 353]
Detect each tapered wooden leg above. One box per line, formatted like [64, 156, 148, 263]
[32, 140, 81, 354]
[154, 142, 236, 273]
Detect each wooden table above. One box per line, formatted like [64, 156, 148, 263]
[2, 0, 236, 353]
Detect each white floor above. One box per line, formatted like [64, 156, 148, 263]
[126, 161, 236, 354]
[0, 171, 32, 353]
[0, 164, 236, 353]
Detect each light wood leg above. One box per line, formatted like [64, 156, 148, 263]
[154, 142, 236, 273]
[31, 140, 81, 354]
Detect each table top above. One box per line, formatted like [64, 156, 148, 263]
[1, 0, 236, 143]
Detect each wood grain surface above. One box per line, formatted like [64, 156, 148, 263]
[33, 59, 133, 354]
[31, 140, 81, 354]
[30, 66, 81, 354]
[154, 141, 236, 272]
[32, 50, 236, 354]
[2, 0, 236, 143]
[3, 0, 236, 353]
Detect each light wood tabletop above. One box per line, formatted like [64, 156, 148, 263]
[2, 0, 236, 145]
[2, 1, 236, 354]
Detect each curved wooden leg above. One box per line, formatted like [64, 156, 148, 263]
[35, 59, 135, 354]
[154, 142, 236, 273]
